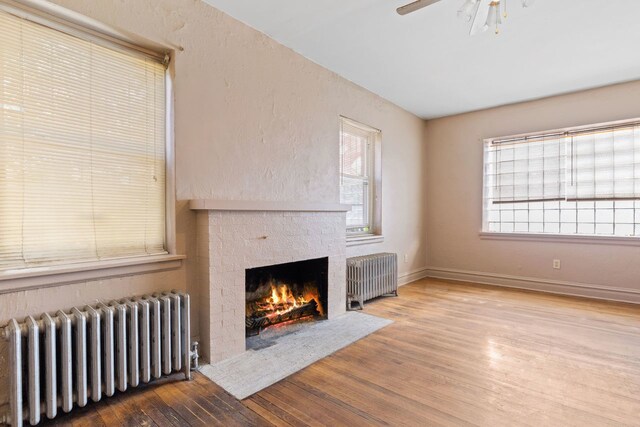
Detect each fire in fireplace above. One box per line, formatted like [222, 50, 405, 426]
[245, 257, 328, 336]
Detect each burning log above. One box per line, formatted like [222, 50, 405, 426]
[246, 299, 319, 334]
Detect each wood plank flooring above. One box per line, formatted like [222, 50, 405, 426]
[48, 279, 640, 426]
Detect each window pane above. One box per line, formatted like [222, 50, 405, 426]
[577, 223, 595, 234]
[341, 132, 367, 177]
[514, 223, 528, 232]
[529, 223, 544, 233]
[341, 177, 367, 228]
[595, 209, 614, 223]
[595, 224, 614, 235]
[615, 224, 634, 236]
[577, 210, 595, 223]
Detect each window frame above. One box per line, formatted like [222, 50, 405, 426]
[0, 2, 181, 291]
[481, 117, 640, 245]
[339, 116, 382, 243]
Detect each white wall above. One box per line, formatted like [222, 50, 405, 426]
[425, 80, 640, 302]
[0, 0, 428, 409]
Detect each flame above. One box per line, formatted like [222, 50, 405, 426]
[253, 282, 322, 319]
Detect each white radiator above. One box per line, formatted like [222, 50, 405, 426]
[346, 253, 398, 310]
[1, 291, 193, 427]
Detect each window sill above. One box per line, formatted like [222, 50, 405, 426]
[479, 231, 640, 247]
[0, 254, 185, 294]
[347, 234, 385, 247]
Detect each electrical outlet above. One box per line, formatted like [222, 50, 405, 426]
[553, 259, 561, 269]
[404, 254, 409, 263]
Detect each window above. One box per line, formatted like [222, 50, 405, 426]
[340, 117, 380, 235]
[484, 119, 640, 237]
[0, 8, 168, 271]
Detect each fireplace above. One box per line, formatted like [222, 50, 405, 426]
[245, 257, 329, 336]
[193, 205, 347, 363]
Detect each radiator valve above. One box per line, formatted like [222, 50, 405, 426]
[190, 341, 199, 370]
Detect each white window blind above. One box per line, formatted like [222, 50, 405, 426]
[485, 134, 566, 204]
[484, 120, 640, 237]
[568, 125, 640, 200]
[0, 10, 167, 271]
[340, 118, 376, 233]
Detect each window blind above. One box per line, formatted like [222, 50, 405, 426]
[485, 134, 566, 204]
[486, 122, 640, 206]
[568, 124, 640, 200]
[340, 119, 373, 231]
[0, 10, 166, 270]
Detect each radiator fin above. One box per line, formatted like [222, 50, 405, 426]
[138, 300, 151, 384]
[59, 310, 73, 414]
[41, 313, 57, 420]
[127, 302, 139, 388]
[86, 306, 102, 403]
[26, 317, 40, 426]
[98, 302, 115, 398]
[115, 303, 128, 392]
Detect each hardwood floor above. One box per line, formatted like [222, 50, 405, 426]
[48, 279, 640, 426]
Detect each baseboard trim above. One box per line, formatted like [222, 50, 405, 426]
[424, 267, 640, 304]
[398, 267, 430, 287]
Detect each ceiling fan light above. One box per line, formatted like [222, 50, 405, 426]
[457, 0, 478, 22]
[483, 1, 502, 33]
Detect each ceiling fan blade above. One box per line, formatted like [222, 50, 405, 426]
[469, 0, 490, 35]
[396, 0, 442, 16]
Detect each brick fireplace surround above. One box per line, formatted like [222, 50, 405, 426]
[192, 200, 349, 363]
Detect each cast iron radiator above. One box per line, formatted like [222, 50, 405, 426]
[1, 291, 192, 427]
[346, 253, 398, 310]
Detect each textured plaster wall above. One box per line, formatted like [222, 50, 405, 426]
[425, 80, 640, 293]
[0, 0, 428, 411]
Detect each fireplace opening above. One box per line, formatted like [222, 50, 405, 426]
[245, 257, 328, 336]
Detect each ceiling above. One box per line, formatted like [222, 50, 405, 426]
[202, 0, 640, 119]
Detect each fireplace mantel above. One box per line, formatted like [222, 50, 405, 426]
[189, 199, 350, 212]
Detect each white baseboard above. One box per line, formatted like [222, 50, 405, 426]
[398, 267, 430, 287]
[424, 267, 640, 305]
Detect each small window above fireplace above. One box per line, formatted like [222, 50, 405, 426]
[245, 257, 328, 336]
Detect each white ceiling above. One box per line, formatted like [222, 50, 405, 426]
[203, 0, 640, 119]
